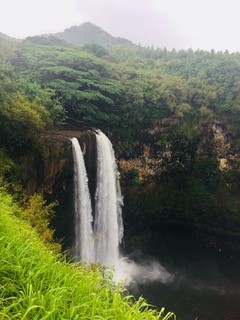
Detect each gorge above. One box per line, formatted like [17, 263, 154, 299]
[71, 130, 174, 285]
[70, 130, 240, 320]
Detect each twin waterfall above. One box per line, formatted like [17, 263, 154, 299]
[71, 130, 123, 267]
[72, 131, 173, 284]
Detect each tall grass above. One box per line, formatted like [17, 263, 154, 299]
[0, 189, 176, 319]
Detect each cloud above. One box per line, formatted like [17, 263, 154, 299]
[0, 0, 83, 38]
[1, 0, 240, 51]
[74, 0, 240, 51]
[74, 0, 192, 49]
[154, 0, 240, 51]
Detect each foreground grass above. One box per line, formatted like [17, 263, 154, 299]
[0, 189, 176, 319]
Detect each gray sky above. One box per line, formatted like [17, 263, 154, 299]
[1, 0, 240, 52]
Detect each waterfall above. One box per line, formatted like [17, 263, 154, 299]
[71, 132, 123, 266]
[71, 137, 94, 263]
[71, 132, 171, 285]
[94, 130, 124, 266]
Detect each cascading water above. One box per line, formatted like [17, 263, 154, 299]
[71, 132, 173, 285]
[71, 137, 94, 263]
[71, 132, 123, 267]
[94, 130, 124, 266]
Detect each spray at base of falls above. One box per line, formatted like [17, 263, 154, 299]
[71, 132, 174, 285]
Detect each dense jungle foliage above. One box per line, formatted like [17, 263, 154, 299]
[1, 36, 240, 237]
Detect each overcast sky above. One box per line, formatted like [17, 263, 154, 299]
[1, 0, 240, 52]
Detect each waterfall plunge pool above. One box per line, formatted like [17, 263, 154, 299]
[125, 228, 240, 320]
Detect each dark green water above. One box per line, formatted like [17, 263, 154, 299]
[127, 229, 240, 320]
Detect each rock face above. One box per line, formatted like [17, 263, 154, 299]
[17, 124, 240, 254]
[21, 130, 96, 195]
[120, 120, 237, 182]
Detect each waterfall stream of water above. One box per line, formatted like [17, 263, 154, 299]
[71, 132, 123, 266]
[71, 137, 94, 263]
[94, 129, 124, 266]
[71, 132, 171, 285]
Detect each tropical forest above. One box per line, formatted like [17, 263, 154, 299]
[1, 22, 240, 320]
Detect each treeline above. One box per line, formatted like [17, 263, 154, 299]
[1, 37, 240, 153]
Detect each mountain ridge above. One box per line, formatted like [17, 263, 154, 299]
[0, 23, 135, 48]
[51, 22, 135, 48]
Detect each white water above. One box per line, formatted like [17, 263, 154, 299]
[71, 137, 94, 263]
[94, 130, 124, 266]
[71, 132, 173, 285]
[93, 131, 173, 285]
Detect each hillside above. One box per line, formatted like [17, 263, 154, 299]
[0, 31, 14, 40]
[1, 35, 240, 252]
[2, 26, 240, 319]
[52, 22, 135, 47]
[0, 188, 174, 319]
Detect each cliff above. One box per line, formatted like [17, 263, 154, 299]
[18, 130, 96, 248]
[16, 123, 240, 256]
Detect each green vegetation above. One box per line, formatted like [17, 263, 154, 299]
[2, 37, 240, 147]
[2, 30, 240, 318]
[1, 35, 240, 234]
[20, 193, 60, 253]
[0, 188, 175, 319]
[53, 22, 134, 48]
